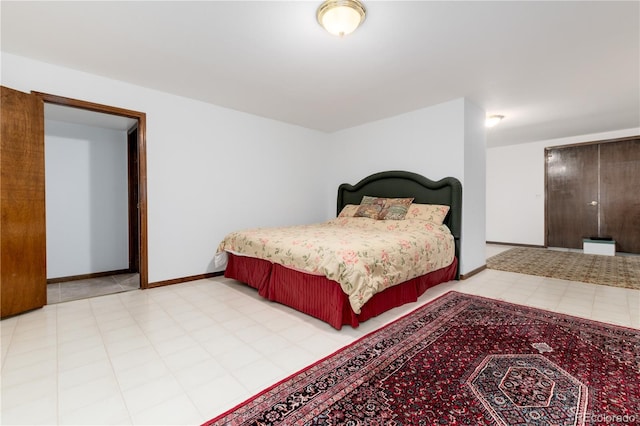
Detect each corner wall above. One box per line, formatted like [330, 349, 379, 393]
[461, 100, 486, 273]
[2, 52, 486, 281]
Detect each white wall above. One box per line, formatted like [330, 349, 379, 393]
[2, 52, 485, 280]
[487, 127, 640, 246]
[2, 52, 328, 283]
[461, 100, 486, 271]
[326, 98, 486, 274]
[45, 120, 128, 278]
[326, 99, 465, 193]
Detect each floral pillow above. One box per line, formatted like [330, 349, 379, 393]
[354, 196, 385, 219]
[338, 204, 359, 217]
[379, 198, 414, 220]
[405, 204, 451, 225]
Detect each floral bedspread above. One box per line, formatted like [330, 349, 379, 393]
[216, 217, 455, 314]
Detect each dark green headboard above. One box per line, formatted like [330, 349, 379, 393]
[337, 170, 462, 277]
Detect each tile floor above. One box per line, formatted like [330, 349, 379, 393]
[1, 245, 638, 425]
[47, 274, 140, 304]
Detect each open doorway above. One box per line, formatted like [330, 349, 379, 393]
[36, 92, 149, 303]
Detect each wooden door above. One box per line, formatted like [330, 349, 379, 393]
[546, 144, 599, 249]
[600, 138, 640, 253]
[1, 86, 47, 318]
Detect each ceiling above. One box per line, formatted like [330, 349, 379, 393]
[2, 1, 638, 147]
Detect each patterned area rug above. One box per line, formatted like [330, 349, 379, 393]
[487, 247, 640, 290]
[204, 292, 639, 426]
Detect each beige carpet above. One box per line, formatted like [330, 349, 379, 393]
[487, 247, 640, 290]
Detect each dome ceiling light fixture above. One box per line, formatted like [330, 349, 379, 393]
[485, 115, 505, 128]
[317, 0, 366, 37]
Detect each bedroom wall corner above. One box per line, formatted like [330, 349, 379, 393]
[460, 99, 486, 274]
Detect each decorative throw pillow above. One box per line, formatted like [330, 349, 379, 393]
[379, 198, 414, 220]
[405, 204, 451, 225]
[354, 196, 385, 219]
[338, 204, 359, 217]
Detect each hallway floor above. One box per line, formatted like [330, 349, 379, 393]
[47, 273, 140, 304]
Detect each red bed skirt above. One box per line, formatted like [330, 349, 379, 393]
[224, 253, 458, 329]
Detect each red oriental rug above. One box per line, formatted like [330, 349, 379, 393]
[203, 291, 640, 426]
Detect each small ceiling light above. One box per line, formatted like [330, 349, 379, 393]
[485, 115, 504, 128]
[317, 0, 366, 37]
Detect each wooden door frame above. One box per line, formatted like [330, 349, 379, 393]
[33, 92, 149, 289]
[544, 134, 639, 248]
[127, 126, 140, 273]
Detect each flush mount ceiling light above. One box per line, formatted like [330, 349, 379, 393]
[317, 0, 366, 37]
[485, 115, 505, 128]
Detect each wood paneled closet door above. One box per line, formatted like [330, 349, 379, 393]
[600, 139, 640, 253]
[546, 144, 599, 249]
[1, 86, 47, 318]
[546, 137, 640, 254]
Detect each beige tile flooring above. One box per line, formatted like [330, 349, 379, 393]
[1, 245, 638, 425]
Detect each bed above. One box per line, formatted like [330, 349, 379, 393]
[216, 170, 462, 329]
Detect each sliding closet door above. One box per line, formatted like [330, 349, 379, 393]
[546, 144, 599, 249]
[600, 138, 640, 253]
[546, 137, 640, 254]
[1, 86, 47, 318]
